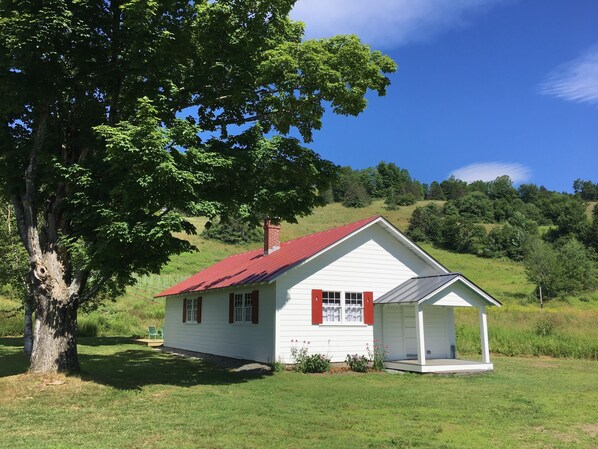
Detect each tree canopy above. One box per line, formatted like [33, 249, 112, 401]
[0, 0, 396, 372]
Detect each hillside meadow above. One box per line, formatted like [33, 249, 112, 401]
[1, 200, 598, 359]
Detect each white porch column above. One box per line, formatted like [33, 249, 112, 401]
[415, 304, 426, 365]
[479, 305, 490, 364]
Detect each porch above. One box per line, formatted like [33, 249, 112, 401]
[375, 273, 501, 374]
[384, 358, 493, 373]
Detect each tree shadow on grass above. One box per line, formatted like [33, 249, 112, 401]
[76, 346, 270, 390]
[78, 336, 139, 346]
[0, 338, 29, 377]
[0, 337, 270, 389]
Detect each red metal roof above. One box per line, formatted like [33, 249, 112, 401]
[156, 215, 380, 297]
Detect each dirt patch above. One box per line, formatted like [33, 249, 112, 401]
[527, 360, 558, 369]
[580, 424, 598, 438]
[533, 426, 579, 444]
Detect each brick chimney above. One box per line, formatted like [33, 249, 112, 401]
[263, 218, 281, 255]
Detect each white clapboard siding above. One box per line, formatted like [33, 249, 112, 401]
[164, 283, 276, 363]
[422, 305, 451, 359]
[381, 305, 405, 360]
[426, 281, 488, 307]
[274, 224, 441, 363]
[380, 304, 455, 360]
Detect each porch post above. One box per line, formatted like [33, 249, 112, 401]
[415, 303, 426, 365]
[479, 306, 490, 364]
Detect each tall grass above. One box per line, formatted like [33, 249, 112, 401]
[456, 306, 598, 360]
[0, 297, 22, 337]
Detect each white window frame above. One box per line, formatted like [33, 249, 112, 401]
[233, 292, 253, 324]
[321, 290, 364, 325]
[186, 297, 199, 324]
[344, 292, 364, 323]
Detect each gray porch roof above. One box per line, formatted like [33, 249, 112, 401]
[375, 273, 501, 306]
[375, 273, 460, 305]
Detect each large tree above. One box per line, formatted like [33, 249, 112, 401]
[0, 0, 396, 373]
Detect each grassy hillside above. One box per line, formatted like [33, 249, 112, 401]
[2, 200, 597, 358]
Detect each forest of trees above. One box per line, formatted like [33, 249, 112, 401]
[323, 164, 597, 303]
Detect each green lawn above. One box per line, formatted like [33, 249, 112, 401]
[1, 337, 597, 449]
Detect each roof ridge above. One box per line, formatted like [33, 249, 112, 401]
[412, 272, 460, 279]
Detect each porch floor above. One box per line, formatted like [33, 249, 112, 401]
[132, 338, 164, 348]
[384, 358, 493, 373]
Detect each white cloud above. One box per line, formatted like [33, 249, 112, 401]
[450, 162, 531, 183]
[290, 0, 509, 48]
[540, 46, 598, 105]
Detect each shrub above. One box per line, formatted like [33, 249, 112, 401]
[396, 193, 416, 206]
[454, 192, 493, 222]
[407, 203, 443, 243]
[535, 315, 559, 337]
[290, 340, 330, 373]
[345, 353, 369, 372]
[271, 360, 285, 373]
[202, 215, 263, 244]
[342, 182, 371, 208]
[384, 189, 400, 211]
[367, 340, 388, 371]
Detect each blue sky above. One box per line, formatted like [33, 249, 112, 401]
[291, 0, 598, 192]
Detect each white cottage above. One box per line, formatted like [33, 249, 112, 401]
[156, 216, 501, 373]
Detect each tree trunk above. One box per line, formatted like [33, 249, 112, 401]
[23, 292, 33, 357]
[27, 249, 81, 374]
[29, 291, 80, 373]
[539, 285, 543, 309]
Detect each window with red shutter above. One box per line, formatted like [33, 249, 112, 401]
[313, 289, 374, 325]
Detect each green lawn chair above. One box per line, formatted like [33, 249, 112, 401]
[148, 326, 158, 339]
[158, 326, 164, 339]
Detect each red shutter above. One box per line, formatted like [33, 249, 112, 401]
[364, 291, 374, 325]
[182, 298, 187, 323]
[311, 289, 323, 325]
[251, 290, 259, 324]
[229, 293, 234, 323]
[197, 297, 202, 323]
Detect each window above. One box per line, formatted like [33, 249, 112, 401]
[344, 292, 363, 323]
[244, 293, 253, 322]
[233, 293, 253, 323]
[315, 290, 367, 324]
[185, 298, 199, 323]
[234, 294, 243, 322]
[322, 291, 341, 323]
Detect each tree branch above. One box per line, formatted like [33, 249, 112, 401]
[78, 275, 109, 305]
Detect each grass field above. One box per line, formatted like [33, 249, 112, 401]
[0, 337, 597, 449]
